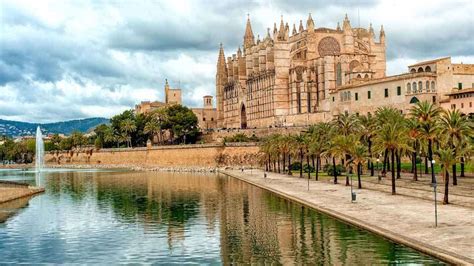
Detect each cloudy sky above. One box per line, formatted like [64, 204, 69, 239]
[1, 0, 473, 123]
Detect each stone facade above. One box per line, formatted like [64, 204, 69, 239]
[216, 15, 474, 128]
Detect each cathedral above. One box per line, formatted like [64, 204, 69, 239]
[216, 14, 386, 129]
[216, 14, 474, 129]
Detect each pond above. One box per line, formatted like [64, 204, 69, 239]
[0, 169, 444, 264]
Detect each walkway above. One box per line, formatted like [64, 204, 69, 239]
[220, 169, 474, 265]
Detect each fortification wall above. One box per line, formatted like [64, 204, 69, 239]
[45, 143, 261, 168]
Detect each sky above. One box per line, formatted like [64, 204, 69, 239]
[1, 0, 473, 123]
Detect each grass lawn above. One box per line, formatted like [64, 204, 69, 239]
[400, 162, 473, 175]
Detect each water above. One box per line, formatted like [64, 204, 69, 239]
[35, 126, 44, 173]
[0, 169, 444, 264]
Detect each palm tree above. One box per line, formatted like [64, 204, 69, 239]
[144, 119, 161, 144]
[374, 107, 411, 195]
[349, 144, 369, 189]
[436, 147, 457, 204]
[294, 134, 307, 178]
[358, 114, 377, 176]
[438, 109, 472, 185]
[410, 101, 441, 184]
[333, 134, 358, 186]
[405, 118, 420, 181]
[121, 118, 137, 148]
[334, 113, 359, 136]
[308, 132, 327, 181]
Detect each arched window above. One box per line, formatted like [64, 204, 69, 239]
[357, 74, 362, 79]
[364, 74, 369, 79]
[426, 81, 430, 91]
[425, 66, 432, 72]
[410, 96, 420, 104]
[417, 67, 424, 73]
[431, 81, 436, 92]
[336, 63, 342, 86]
[407, 83, 411, 94]
[413, 82, 417, 93]
[410, 68, 416, 73]
[418, 81, 423, 92]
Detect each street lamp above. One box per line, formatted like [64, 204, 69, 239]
[350, 173, 356, 202]
[431, 159, 438, 227]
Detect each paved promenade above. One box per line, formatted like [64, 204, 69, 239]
[220, 169, 474, 265]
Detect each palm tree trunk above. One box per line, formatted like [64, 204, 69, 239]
[443, 170, 449, 204]
[311, 155, 315, 173]
[333, 156, 337, 184]
[460, 157, 465, 177]
[282, 152, 286, 175]
[299, 149, 303, 178]
[424, 156, 429, 174]
[288, 154, 292, 175]
[452, 149, 457, 186]
[369, 139, 374, 176]
[315, 157, 319, 181]
[383, 150, 387, 172]
[396, 151, 401, 179]
[273, 159, 276, 173]
[391, 149, 396, 195]
[413, 151, 418, 181]
[358, 163, 362, 189]
[277, 156, 281, 173]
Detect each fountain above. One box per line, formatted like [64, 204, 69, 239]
[35, 126, 44, 172]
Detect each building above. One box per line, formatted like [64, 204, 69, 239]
[216, 14, 474, 129]
[135, 80, 217, 131]
[191, 96, 218, 130]
[440, 88, 474, 116]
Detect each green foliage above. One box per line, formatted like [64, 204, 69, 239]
[325, 164, 344, 176]
[223, 133, 259, 143]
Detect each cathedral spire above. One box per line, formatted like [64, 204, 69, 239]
[380, 25, 385, 43]
[337, 22, 341, 31]
[299, 20, 304, 32]
[369, 23, 375, 37]
[243, 14, 255, 50]
[266, 27, 271, 40]
[292, 23, 297, 35]
[217, 43, 228, 77]
[306, 13, 314, 31]
[343, 14, 351, 31]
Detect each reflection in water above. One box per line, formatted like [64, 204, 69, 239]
[0, 170, 443, 264]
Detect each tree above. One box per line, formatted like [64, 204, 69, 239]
[410, 101, 441, 184]
[436, 147, 457, 204]
[121, 119, 136, 148]
[374, 107, 411, 195]
[348, 144, 369, 189]
[144, 119, 161, 144]
[405, 118, 420, 180]
[358, 114, 377, 176]
[161, 105, 199, 144]
[438, 109, 472, 185]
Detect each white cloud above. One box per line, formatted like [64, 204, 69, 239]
[0, 0, 472, 122]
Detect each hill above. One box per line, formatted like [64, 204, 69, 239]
[0, 117, 109, 137]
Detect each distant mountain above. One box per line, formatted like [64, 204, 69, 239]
[0, 117, 109, 137]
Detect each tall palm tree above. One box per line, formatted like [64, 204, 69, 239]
[436, 147, 457, 204]
[121, 118, 137, 148]
[358, 114, 377, 176]
[438, 109, 472, 185]
[374, 107, 411, 195]
[294, 134, 307, 178]
[308, 132, 327, 181]
[349, 144, 369, 189]
[405, 118, 421, 181]
[144, 119, 161, 144]
[333, 134, 359, 186]
[410, 101, 441, 184]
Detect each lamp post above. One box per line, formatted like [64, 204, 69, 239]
[431, 159, 438, 227]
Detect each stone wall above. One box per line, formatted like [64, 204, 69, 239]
[45, 143, 261, 168]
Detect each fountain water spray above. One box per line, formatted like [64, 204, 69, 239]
[35, 126, 44, 172]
